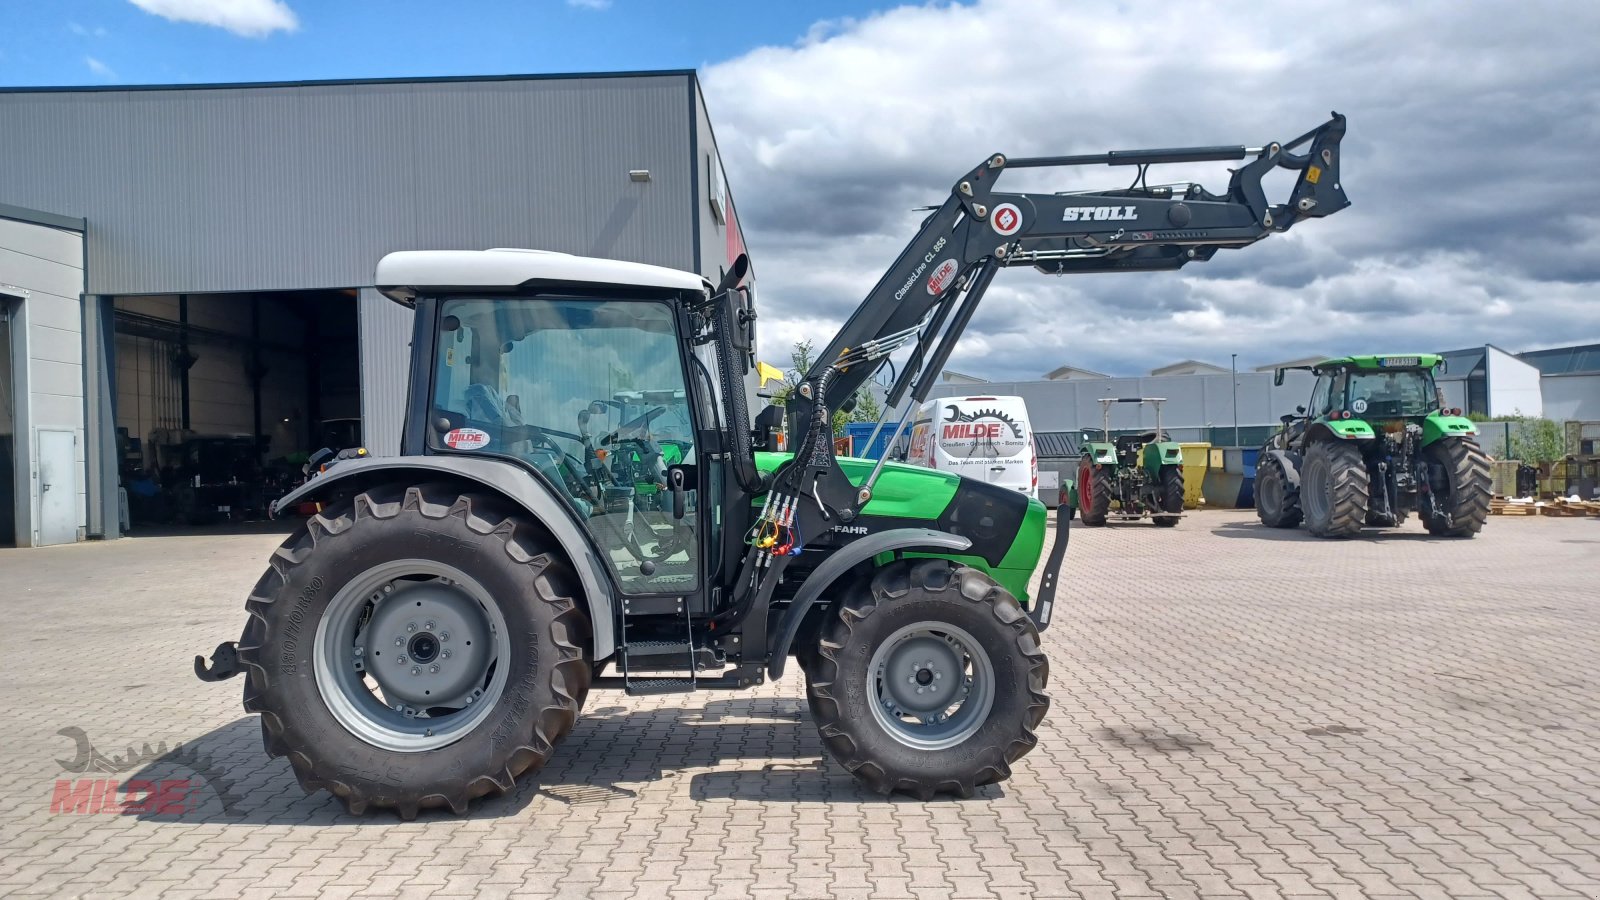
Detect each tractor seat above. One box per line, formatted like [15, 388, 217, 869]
[1114, 431, 1164, 453]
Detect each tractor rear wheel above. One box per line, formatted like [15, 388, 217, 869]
[807, 559, 1049, 799]
[1153, 465, 1183, 527]
[237, 484, 592, 818]
[1422, 438, 1492, 537]
[1255, 455, 1303, 528]
[1076, 456, 1112, 527]
[1301, 441, 1369, 538]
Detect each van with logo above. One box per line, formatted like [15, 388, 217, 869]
[901, 396, 1037, 496]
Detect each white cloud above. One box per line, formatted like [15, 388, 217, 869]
[127, 0, 298, 37]
[84, 56, 116, 80]
[68, 22, 110, 37]
[703, 0, 1600, 377]
[567, 0, 612, 9]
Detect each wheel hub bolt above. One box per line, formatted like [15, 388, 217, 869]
[411, 666, 421, 675]
[406, 622, 417, 633]
[916, 686, 925, 695]
[429, 665, 440, 674]
[442, 649, 452, 659]
[424, 621, 435, 631]
[396, 655, 408, 664]
[394, 637, 405, 647]
[439, 632, 449, 642]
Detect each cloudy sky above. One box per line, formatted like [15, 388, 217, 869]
[3, 0, 1597, 378]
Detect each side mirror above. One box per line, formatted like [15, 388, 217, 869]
[1274, 368, 1286, 387]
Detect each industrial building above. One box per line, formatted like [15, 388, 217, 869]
[0, 71, 747, 547]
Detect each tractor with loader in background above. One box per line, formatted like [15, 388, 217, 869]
[1255, 354, 1490, 538]
[193, 115, 1351, 816]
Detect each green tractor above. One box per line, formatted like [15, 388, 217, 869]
[1071, 398, 1185, 527]
[1256, 355, 1491, 538]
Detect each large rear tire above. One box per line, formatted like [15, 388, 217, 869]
[237, 484, 592, 818]
[1301, 441, 1369, 538]
[1153, 465, 1183, 527]
[1255, 455, 1303, 528]
[1076, 456, 1112, 527]
[1422, 438, 1492, 537]
[807, 560, 1049, 799]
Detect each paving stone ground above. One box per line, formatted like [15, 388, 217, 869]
[0, 510, 1597, 899]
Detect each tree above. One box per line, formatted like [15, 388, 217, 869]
[1508, 416, 1566, 468]
[769, 338, 881, 436]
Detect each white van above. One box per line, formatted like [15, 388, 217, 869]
[902, 396, 1038, 496]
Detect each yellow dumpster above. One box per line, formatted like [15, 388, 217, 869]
[1178, 443, 1212, 509]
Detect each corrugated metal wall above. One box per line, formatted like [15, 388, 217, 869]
[359, 289, 413, 457]
[0, 74, 697, 296]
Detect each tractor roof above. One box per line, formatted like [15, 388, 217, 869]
[375, 248, 710, 304]
[1315, 353, 1443, 371]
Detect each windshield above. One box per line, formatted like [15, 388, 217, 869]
[1344, 369, 1437, 418]
[429, 296, 700, 594]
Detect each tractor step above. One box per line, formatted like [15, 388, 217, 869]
[593, 669, 762, 693]
[620, 677, 696, 696]
[621, 640, 723, 671]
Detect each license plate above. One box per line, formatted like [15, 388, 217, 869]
[1379, 356, 1419, 367]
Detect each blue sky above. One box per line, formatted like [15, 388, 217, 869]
[0, 0, 894, 86]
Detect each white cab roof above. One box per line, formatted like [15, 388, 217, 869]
[375, 248, 708, 302]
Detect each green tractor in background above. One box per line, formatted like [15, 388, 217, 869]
[1256, 355, 1491, 538]
[1073, 397, 1185, 527]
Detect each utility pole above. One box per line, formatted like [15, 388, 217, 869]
[1231, 353, 1240, 447]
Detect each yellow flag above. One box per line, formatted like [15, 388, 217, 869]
[756, 361, 785, 388]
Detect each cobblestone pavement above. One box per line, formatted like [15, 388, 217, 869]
[1, 511, 1597, 899]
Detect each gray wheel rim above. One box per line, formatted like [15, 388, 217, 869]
[1302, 454, 1330, 524]
[868, 622, 996, 751]
[313, 559, 512, 752]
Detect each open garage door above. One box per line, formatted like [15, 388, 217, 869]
[111, 289, 360, 530]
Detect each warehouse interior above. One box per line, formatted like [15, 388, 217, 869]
[111, 289, 361, 528]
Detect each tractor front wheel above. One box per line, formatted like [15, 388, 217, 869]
[1076, 456, 1112, 527]
[1255, 454, 1303, 528]
[237, 484, 592, 818]
[807, 560, 1049, 799]
[1153, 465, 1184, 527]
[1422, 438, 1492, 537]
[1302, 441, 1369, 538]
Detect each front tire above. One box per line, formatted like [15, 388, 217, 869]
[1255, 455, 1303, 528]
[808, 560, 1049, 799]
[1153, 465, 1183, 527]
[1077, 456, 1112, 527]
[1422, 438, 1492, 537]
[1302, 441, 1369, 538]
[237, 484, 592, 818]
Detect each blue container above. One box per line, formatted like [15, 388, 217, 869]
[1239, 448, 1260, 508]
[845, 422, 895, 460]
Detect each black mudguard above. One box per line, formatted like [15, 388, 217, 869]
[766, 529, 972, 681]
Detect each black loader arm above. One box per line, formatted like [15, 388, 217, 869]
[748, 114, 1349, 608]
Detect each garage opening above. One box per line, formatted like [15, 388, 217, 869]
[112, 290, 360, 530]
[1, 300, 14, 545]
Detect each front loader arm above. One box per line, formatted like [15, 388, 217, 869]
[742, 114, 1348, 627]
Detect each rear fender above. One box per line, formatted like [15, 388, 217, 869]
[271, 455, 619, 660]
[1081, 442, 1117, 466]
[1142, 441, 1183, 474]
[766, 529, 972, 681]
[1421, 413, 1478, 447]
[1307, 420, 1374, 443]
